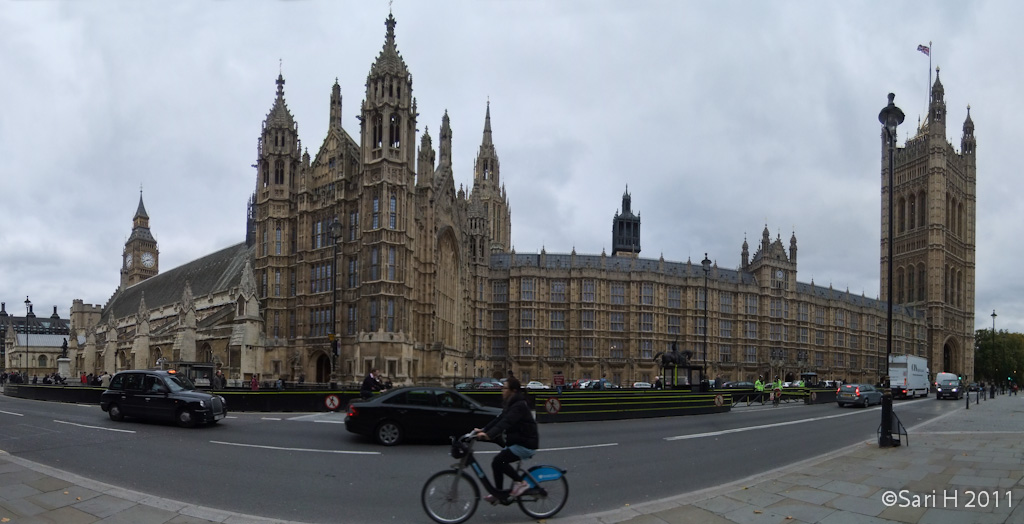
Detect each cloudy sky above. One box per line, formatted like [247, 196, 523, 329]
[2, 1, 1020, 333]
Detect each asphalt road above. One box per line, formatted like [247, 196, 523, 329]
[0, 393, 962, 523]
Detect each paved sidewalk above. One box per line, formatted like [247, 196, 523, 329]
[567, 393, 1024, 524]
[1, 394, 1022, 523]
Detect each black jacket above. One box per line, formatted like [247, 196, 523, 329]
[482, 391, 539, 449]
[360, 374, 382, 397]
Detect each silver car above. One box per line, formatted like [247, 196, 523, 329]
[836, 383, 882, 408]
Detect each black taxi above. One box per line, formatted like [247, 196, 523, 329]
[100, 369, 227, 427]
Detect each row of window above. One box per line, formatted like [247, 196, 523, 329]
[260, 249, 401, 298]
[493, 280, 872, 326]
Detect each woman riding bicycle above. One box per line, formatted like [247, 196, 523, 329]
[472, 377, 539, 503]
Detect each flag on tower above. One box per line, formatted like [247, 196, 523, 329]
[917, 44, 930, 56]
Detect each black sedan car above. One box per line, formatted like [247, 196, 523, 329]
[345, 387, 501, 446]
[100, 369, 227, 427]
[936, 379, 964, 400]
[836, 383, 883, 408]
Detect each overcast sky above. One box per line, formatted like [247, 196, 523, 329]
[2, 1, 1020, 334]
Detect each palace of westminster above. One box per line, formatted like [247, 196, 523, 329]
[1, 14, 976, 388]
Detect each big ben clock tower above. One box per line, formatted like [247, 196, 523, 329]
[121, 191, 159, 288]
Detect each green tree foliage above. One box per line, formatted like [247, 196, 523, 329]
[975, 329, 1024, 385]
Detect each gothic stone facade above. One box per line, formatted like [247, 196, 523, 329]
[66, 16, 972, 387]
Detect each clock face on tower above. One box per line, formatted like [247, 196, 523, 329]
[776, 270, 784, 279]
[141, 252, 155, 268]
[125, 253, 133, 268]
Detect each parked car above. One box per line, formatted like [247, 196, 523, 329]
[836, 383, 883, 408]
[936, 379, 963, 400]
[525, 380, 550, 390]
[344, 387, 501, 446]
[100, 369, 227, 427]
[722, 381, 755, 389]
[967, 382, 981, 392]
[472, 380, 503, 390]
[632, 381, 652, 389]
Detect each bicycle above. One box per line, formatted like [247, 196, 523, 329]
[421, 432, 569, 524]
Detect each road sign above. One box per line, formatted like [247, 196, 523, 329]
[545, 397, 561, 415]
[325, 394, 341, 411]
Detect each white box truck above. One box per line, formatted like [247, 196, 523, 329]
[888, 354, 930, 399]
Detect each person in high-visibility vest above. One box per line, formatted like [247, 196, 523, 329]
[775, 377, 783, 390]
[754, 377, 765, 392]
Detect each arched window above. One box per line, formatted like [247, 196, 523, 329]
[372, 114, 383, 149]
[897, 197, 906, 233]
[908, 194, 916, 230]
[275, 226, 282, 255]
[370, 247, 379, 281]
[389, 114, 401, 148]
[387, 246, 396, 280]
[917, 266, 926, 302]
[917, 190, 926, 227]
[907, 269, 915, 302]
[896, 268, 905, 303]
[389, 194, 397, 229]
[274, 160, 284, 184]
[38, 355, 48, 368]
[957, 202, 964, 238]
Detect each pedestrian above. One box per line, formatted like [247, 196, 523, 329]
[473, 377, 539, 503]
[250, 374, 260, 391]
[361, 368, 383, 399]
[276, 376, 284, 390]
[654, 376, 663, 390]
[755, 376, 765, 392]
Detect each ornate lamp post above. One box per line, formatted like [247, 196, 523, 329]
[328, 219, 343, 386]
[701, 253, 711, 391]
[878, 93, 904, 448]
[24, 296, 31, 378]
[992, 310, 997, 387]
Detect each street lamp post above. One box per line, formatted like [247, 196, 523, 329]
[876, 320, 882, 386]
[24, 296, 31, 379]
[878, 93, 904, 448]
[992, 310, 997, 389]
[701, 253, 711, 392]
[328, 219, 343, 386]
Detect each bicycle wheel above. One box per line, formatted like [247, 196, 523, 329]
[517, 467, 569, 520]
[422, 470, 479, 524]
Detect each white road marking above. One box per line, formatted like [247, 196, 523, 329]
[314, 419, 345, 424]
[261, 417, 282, 421]
[476, 442, 618, 455]
[210, 440, 381, 455]
[665, 410, 868, 441]
[0, 410, 24, 416]
[53, 420, 136, 433]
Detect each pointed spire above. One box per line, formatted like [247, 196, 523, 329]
[439, 110, 452, 167]
[330, 78, 342, 131]
[134, 189, 149, 220]
[482, 99, 492, 144]
[369, 13, 409, 78]
[266, 72, 296, 128]
[963, 104, 974, 134]
[931, 66, 944, 101]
